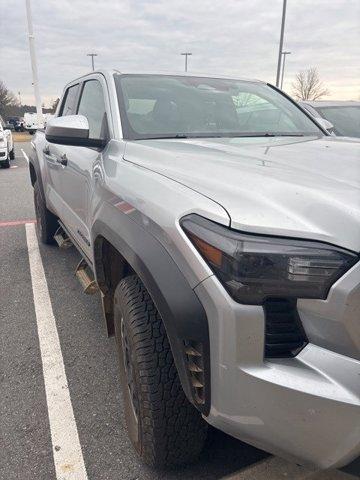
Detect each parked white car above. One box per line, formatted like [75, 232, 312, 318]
[24, 112, 43, 134]
[0, 116, 14, 168]
[24, 112, 54, 134]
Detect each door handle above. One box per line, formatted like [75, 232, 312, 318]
[56, 153, 68, 167]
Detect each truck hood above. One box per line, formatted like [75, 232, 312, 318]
[124, 136, 360, 252]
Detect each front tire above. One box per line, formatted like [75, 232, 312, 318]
[10, 149, 15, 160]
[1, 159, 10, 168]
[33, 181, 58, 244]
[114, 274, 207, 467]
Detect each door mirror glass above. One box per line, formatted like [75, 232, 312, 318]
[45, 115, 106, 147]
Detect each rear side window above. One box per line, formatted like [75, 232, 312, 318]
[77, 80, 107, 139]
[59, 84, 79, 116]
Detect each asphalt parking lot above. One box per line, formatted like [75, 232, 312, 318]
[0, 139, 358, 480]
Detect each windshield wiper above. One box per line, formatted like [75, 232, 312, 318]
[275, 133, 305, 137]
[239, 132, 305, 137]
[139, 134, 189, 140]
[136, 132, 307, 140]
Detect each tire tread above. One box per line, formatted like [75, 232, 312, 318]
[115, 275, 207, 467]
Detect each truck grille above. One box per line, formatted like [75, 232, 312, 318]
[264, 298, 308, 358]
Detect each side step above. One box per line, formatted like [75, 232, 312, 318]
[54, 225, 73, 249]
[75, 259, 99, 295]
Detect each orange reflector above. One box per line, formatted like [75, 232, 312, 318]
[189, 233, 223, 266]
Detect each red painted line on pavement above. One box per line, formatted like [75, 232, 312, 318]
[0, 219, 36, 227]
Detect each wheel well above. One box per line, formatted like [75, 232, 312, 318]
[29, 162, 37, 186]
[93, 235, 133, 336]
[92, 230, 210, 413]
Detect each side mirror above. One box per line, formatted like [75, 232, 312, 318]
[316, 117, 335, 135]
[45, 115, 106, 148]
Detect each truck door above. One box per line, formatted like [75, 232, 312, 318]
[54, 77, 110, 260]
[42, 83, 80, 218]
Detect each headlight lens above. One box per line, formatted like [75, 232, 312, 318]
[181, 214, 358, 305]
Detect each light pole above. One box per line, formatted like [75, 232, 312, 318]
[280, 51, 291, 89]
[276, 0, 287, 87]
[87, 53, 98, 71]
[18, 91, 22, 106]
[25, 0, 43, 126]
[181, 52, 192, 72]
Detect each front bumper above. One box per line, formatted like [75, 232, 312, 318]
[194, 262, 360, 469]
[0, 147, 8, 161]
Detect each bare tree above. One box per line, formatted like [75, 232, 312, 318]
[292, 68, 330, 101]
[0, 80, 18, 117]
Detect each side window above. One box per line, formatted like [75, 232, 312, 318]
[59, 84, 79, 116]
[77, 80, 107, 139]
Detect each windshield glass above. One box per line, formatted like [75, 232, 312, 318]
[114, 74, 322, 140]
[314, 106, 360, 138]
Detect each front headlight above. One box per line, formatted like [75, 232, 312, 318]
[181, 214, 358, 305]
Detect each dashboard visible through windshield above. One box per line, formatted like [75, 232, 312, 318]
[114, 74, 323, 140]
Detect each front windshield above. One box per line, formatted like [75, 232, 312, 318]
[314, 106, 360, 138]
[114, 74, 322, 140]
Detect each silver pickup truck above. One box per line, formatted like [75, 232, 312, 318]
[28, 70, 360, 471]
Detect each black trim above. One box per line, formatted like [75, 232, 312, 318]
[92, 206, 211, 415]
[28, 152, 46, 202]
[45, 134, 106, 148]
[341, 456, 360, 476]
[263, 298, 308, 358]
[59, 83, 81, 117]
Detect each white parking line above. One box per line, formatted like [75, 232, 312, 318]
[25, 223, 88, 480]
[21, 148, 29, 163]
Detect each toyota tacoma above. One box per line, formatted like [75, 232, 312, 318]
[28, 71, 360, 470]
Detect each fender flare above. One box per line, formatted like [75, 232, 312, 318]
[92, 203, 210, 414]
[28, 150, 46, 202]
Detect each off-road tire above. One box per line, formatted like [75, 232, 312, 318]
[114, 274, 207, 467]
[34, 181, 58, 244]
[1, 159, 10, 168]
[9, 149, 15, 160]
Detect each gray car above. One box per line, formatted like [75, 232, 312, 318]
[28, 70, 360, 471]
[300, 100, 360, 138]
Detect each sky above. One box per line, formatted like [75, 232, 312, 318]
[0, 0, 359, 107]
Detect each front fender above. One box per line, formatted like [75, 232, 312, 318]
[92, 202, 210, 415]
